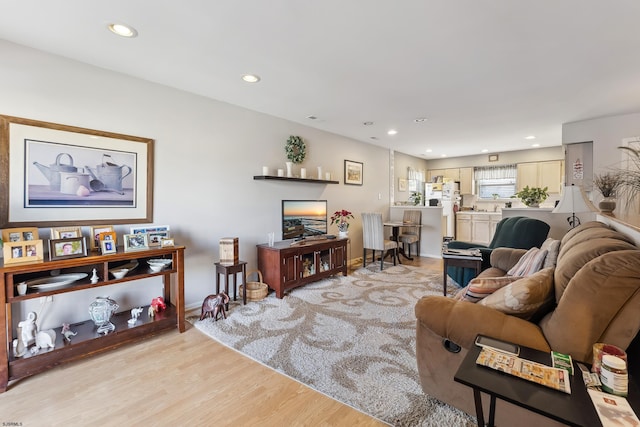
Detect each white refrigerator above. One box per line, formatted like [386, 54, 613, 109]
[441, 180, 461, 238]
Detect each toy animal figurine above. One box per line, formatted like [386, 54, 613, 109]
[148, 306, 156, 318]
[151, 296, 166, 312]
[35, 329, 56, 351]
[199, 292, 230, 321]
[61, 323, 77, 342]
[128, 307, 144, 325]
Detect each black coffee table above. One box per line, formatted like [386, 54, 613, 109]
[454, 337, 640, 427]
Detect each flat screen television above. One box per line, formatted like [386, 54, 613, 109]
[282, 200, 328, 240]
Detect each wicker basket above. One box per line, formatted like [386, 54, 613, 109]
[240, 270, 269, 301]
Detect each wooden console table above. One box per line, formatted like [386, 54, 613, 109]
[257, 238, 347, 298]
[0, 245, 185, 392]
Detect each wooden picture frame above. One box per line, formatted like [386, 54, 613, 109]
[2, 239, 44, 265]
[101, 239, 117, 254]
[50, 226, 83, 239]
[344, 160, 363, 186]
[130, 225, 170, 247]
[0, 115, 154, 228]
[123, 233, 150, 252]
[90, 225, 114, 251]
[2, 227, 39, 243]
[160, 238, 175, 247]
[48, 237, 87, 261]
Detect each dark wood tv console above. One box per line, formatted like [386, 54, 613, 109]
[0, 246, 185, 392]
[257, 238, 347, 298]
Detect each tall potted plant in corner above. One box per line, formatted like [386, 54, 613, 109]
[594, 171, 623, 212]
[512, 186, 549, 207]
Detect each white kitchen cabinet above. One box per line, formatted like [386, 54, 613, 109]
[471, 215, 491, 244]
[517, 161, 563, 193]
[456, 213, 472, 242]
[489, 214, 502, 241]
[459, 167, 473, 194]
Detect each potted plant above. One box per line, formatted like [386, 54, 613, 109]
[330, 209, 354, 237]
[512, 186, 549, 207]
[594, 171, 623, 212]
[409, 191, 423, 206]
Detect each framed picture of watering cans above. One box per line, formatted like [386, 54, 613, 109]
[0, 115, 154, 228]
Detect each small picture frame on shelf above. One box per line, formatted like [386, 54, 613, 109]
[123, 233, 150, 252]
[130, 225, 170, 247]
[50, 226, 83, 239]
[2, 239, 44, 265]
[90, 225, 114, 251]
[2, 227, 39, 243]
[160, 238, 175, 247]
[98, 231, 117, 246]
[48, 237, 87, 261]
[101, 239, 117, 254]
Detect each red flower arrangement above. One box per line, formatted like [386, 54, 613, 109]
[330, 209, 354, 232]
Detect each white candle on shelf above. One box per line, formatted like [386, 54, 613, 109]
[325, 172, 331, 180]
[317, 166, 323, 179]
[300, 168, 307, 178]
[262, 166, 269, 175]
[277, 169, 284, 177]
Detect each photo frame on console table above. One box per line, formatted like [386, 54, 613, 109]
[0, 115, 154, 228]
[344, 160, 363, 186]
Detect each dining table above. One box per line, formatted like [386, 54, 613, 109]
[383, 221, 421, 261]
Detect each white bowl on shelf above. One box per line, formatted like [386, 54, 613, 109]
[148, 258, 172, 267]
[148, 264, 163, 273]
[111, 269, 128, 279]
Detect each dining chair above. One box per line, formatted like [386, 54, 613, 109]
[397, 210, 421, 258]
[362, 212, 398, 270]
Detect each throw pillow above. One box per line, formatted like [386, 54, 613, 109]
[507, 247, 548, 277]
[540, 238, 561, 269]
[479, 267, 555, 320]
[458, 276, 522, 303]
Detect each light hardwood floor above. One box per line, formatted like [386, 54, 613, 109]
[0, 256, 442, 427]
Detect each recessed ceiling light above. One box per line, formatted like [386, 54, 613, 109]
[306, 115, 318, 120]
[532, 143, 540, 147]
[387, 129, 398, 135]
[426, 149, 432, 153]
[363, 121, 374, 126]
[370, 136, 378, 140]
[107, 23, 138, 38]
[481, 149, 489, 153]
[414, 118, 428, 123]
[525, 135, 536, 140]
[441, 154, 447, 157]
[241, 74, 261, 83]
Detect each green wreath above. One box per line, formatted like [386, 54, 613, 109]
[285, 135, 306, 164]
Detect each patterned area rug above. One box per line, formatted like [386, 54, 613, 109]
[193, 264, 474, 427]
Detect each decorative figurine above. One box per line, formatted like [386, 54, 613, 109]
[18, 312, 37, 348]
[62, 323, 77, 342]
[90, 268, 99, 284]
[88, 296, 119, 335]
[148, 306, 156, 318]
[199, 292, 230, 321]
[35, 329, 56, 350]
[151, 296, 166, 312]
[128, 307, 143, 325]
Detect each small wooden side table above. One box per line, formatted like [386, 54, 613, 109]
[442, 251, 482, 296]
[215, 261, 248, 306]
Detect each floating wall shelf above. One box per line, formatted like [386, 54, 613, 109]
[253, 175, 339, 184]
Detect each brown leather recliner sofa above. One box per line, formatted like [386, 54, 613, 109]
[415, 221, 640, 427]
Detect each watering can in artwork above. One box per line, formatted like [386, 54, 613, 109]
[86, 154, 132, 192]
[33, 153, 77, 191]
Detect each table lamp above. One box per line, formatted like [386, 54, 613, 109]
[552, 184, 596, 229]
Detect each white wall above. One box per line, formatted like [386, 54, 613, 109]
[0, 40, 390, 328]
[563, 111, 640, 213]
[392, 151, 429, 204]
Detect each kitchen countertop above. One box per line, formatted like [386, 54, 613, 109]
[456, 210, 501, 215]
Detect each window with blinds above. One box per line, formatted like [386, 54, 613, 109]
[475, 165, 517, 199]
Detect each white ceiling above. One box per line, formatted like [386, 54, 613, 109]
[1, 1, 640, 159]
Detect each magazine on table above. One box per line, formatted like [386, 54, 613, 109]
[475, 347, 571, 394]
[442, 248, 482, 258]
[588, 388, 640, 427]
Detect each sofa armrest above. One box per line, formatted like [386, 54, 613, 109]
[415, 295, 550, 352]
[490, 247, 528, 272]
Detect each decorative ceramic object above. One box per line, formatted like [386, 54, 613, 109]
[62, 323, 77, 342]
[128, 307, 143, 325]
[339, 231, 348, 238]
[599, 196, 616, 213]
[16, 282, 27, 296]
[317, 166, 323, 179]
[90, 268, 99, 284]
[89, 296, 119, 334]
[286, 161, 293, 177]
[35, 329, 56, 350]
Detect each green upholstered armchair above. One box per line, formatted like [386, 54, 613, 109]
[446, 216, 550, 287]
